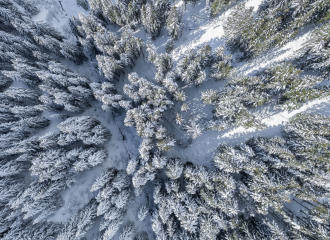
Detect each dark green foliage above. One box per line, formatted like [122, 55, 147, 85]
[210, 0, 237, 17]
[177, 44, 212, 86]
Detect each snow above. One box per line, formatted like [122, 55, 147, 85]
[245, 0, 264, 12]
[27, 0, 330, 238]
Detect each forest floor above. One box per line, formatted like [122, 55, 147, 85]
[29, 0, 330, 239]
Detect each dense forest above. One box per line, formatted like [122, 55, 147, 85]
[0, 0, 330, 239]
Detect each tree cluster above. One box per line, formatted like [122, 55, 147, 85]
[151, 113, 330, 239]
[295, 21, 330, 77]
[0, 114, 111, 238]
[209, 0, 238, 17]
[124, 72, 175, 194]
[141, 0, 171, 38]
[88, 0, 144, 28]
[224, 1, 330, 60]
[74, 14, 143, 81]
[176, 44, 213, 86]
[202, 62, 328, 131]
[91, 168, 135, 240]
[0, 0, 86, 64]
[165, 6, 183, 52]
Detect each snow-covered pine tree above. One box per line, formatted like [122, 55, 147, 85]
[201, 87, 266, 131]
[91, 168, 134, 240]
[2, 60, 41, 86]
[77, 0, 90, 10]
[141, 3, 162, 38]
[126, 158, 139, 175]
[138, 204, 149, 221]
[295, 21, 330, 77]
[166, 158, 183, 180]
[2, 219, 61, 240]
[57, 116, 111, 145]
[224, 0, 330, 59]
[177, 45, 212, 86]
[90, 82, 132, 111]
[166, 6, 182, 40]
[209, 0, 237, 17]
[78, 12, 105, 38]
[135, 231, 149, 240]
[96, 54, 123, 81]
[119, 222, 135, 240]
[126, 1, 141, 25]
[56, 198, 98, 240]
[184, 119, 202, 139]
[259, 62, 328, 111]
[210, 46, 235, 81]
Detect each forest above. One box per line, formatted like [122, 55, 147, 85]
[0, 0, 330, 239]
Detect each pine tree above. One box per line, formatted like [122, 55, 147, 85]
[127, 158, 139, 175]
[184, 119, 202, 139]
[141, 3, 162, 38]
[90, 82, 131, 111]
[166, 158, 183, 180]
[57, 198, 98, 240]
[166, 6, 182, 40]
[78, 12, 105, 38]
[138, 204, 149, 221]
[91, 168, 134, 240]
[119, 222, 135, 240]
[77, 0, 90, 10]
[60, 39, 87, 65]
[209, 0, 237, 17]
[135, 231, 149, 240]
[58, 116, 111, 145]
[2, 60, 41, 86]
[177, 45, 212, 86]
[210, 46, 235, 81]
[5, 87, 40, 103]
[295, 22, 330, 77]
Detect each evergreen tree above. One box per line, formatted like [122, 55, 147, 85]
[57, 116, 111, 145]
[90, 82, 131, 111]
[77, 0, 90, 10]
[184, 119, 202, 139]
[138, 204, 149, 221]
[209, 0, 237, 17]
[177, 45, 212, 86]
[166, 158, 183, 180]
[295, 22, 330, 77]
[166, 6, 182, 40]
[57, 199, 98, 240]
[224, 1, 330, 58]
[210, 46, 235, 81]
[126, 158, 139, 175]
[91, 168, 134, 240]
[141, 3, 162, 38]
[119, 222, 135, 240]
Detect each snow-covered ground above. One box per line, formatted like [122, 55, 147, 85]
[32, 0, 330, 238]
